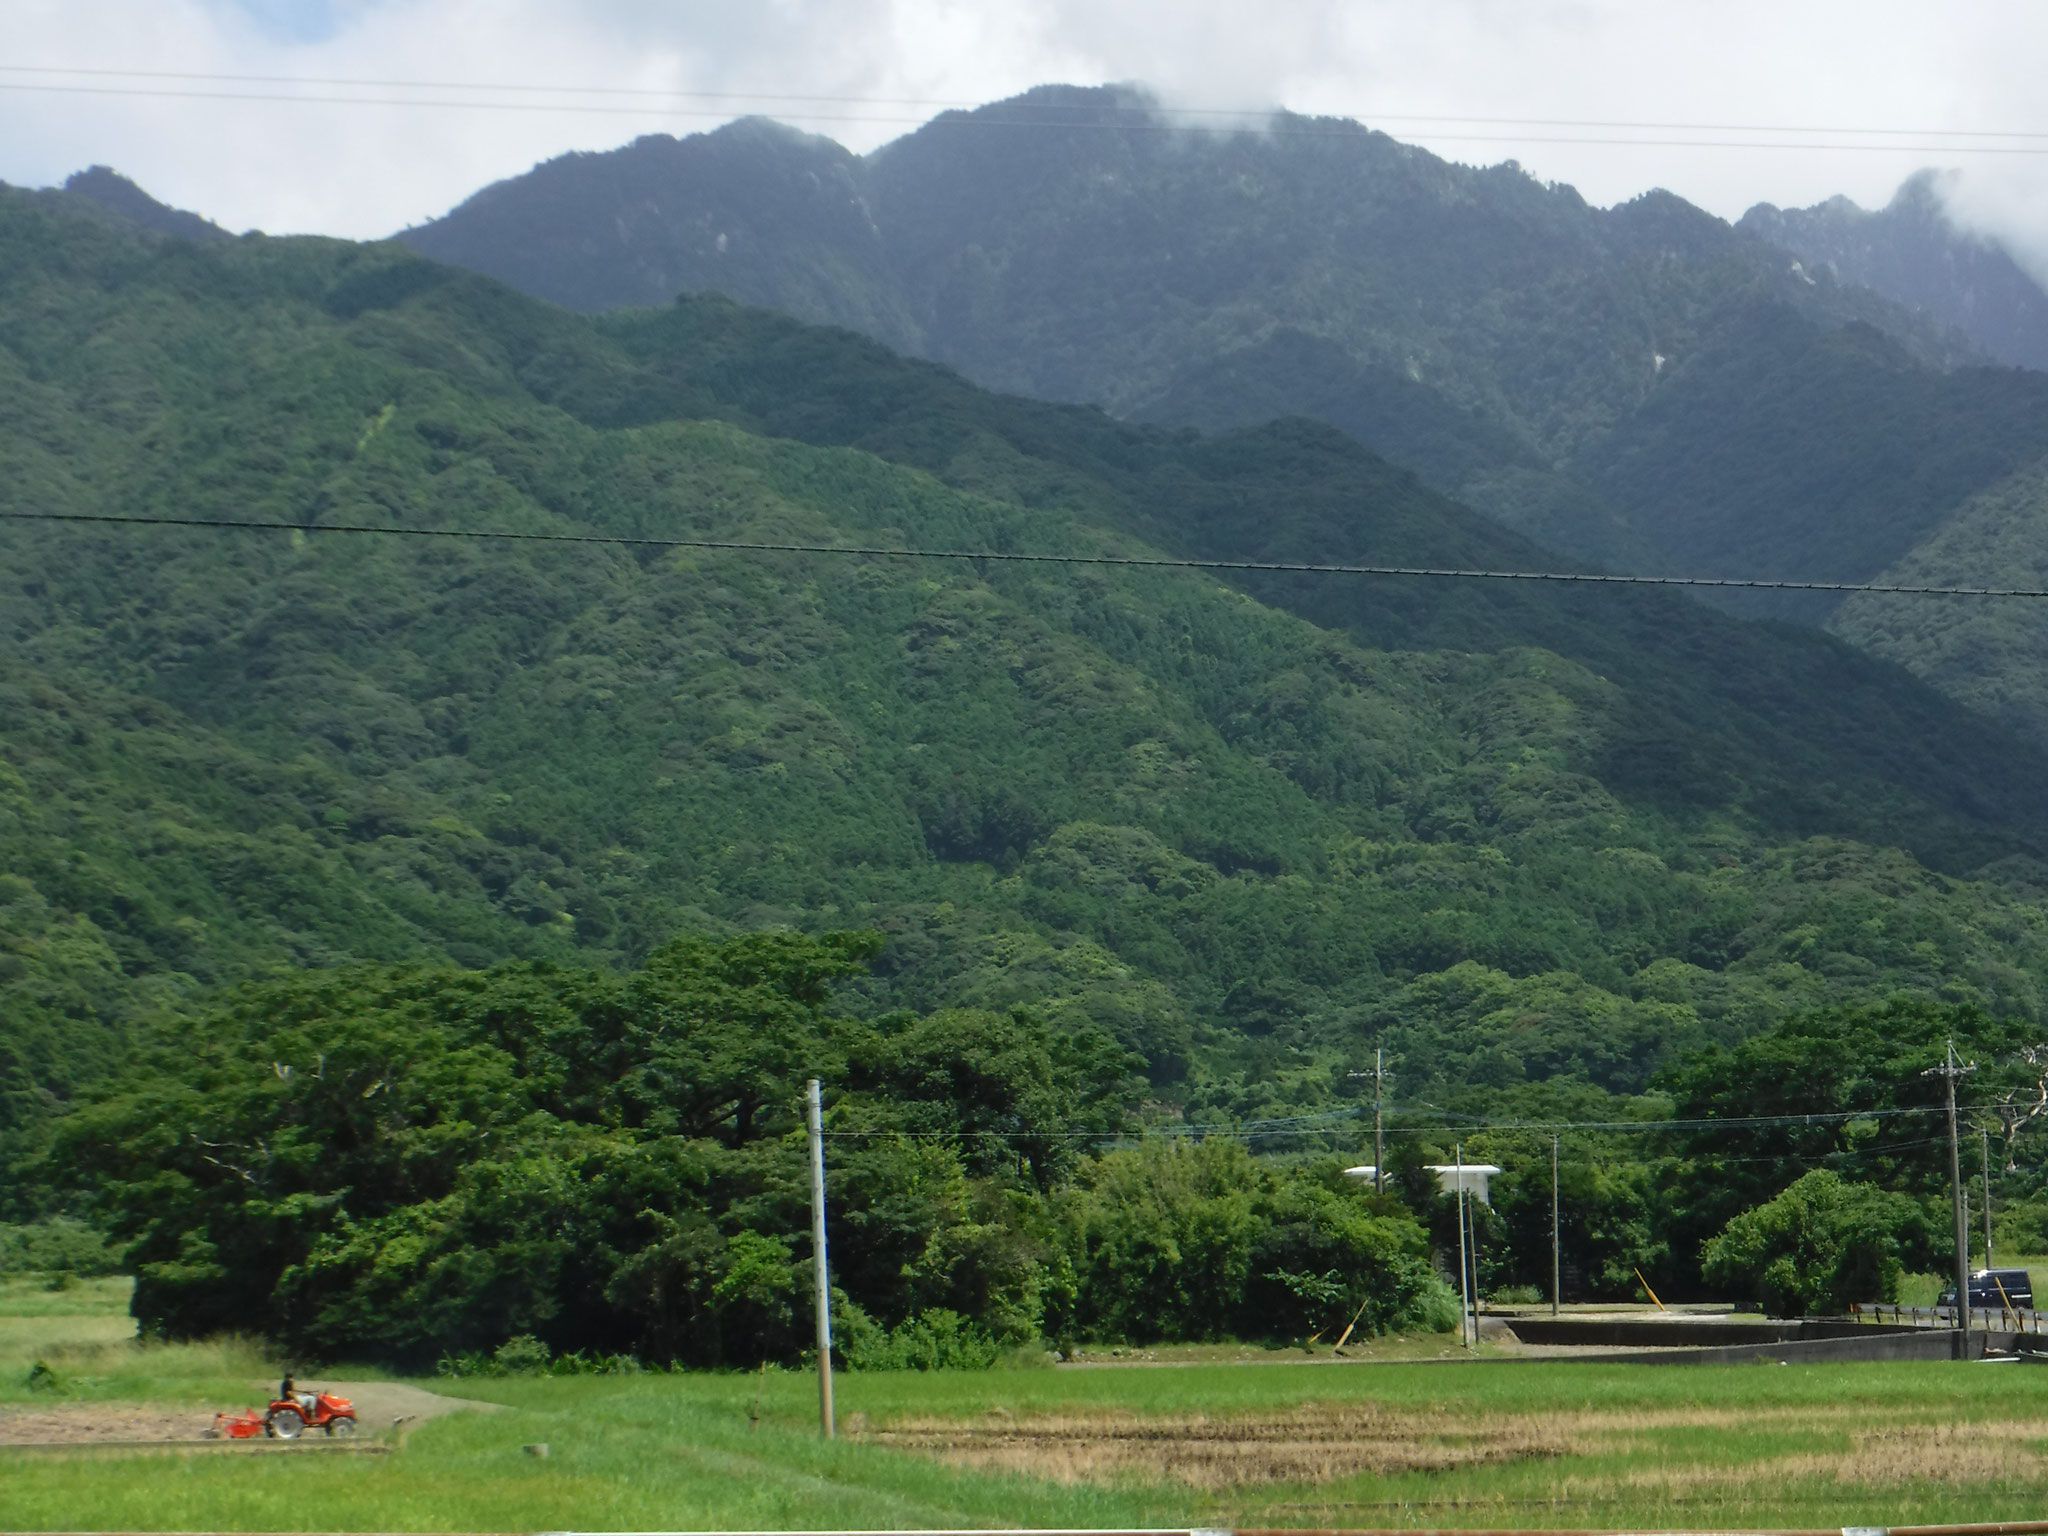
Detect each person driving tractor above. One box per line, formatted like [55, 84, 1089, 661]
[278, 1370, 314, 1415]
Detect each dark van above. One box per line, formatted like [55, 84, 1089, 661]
[1937, 1268, 2034, 1310]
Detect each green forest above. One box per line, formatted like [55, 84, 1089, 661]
[8, 182, 2048, 1360]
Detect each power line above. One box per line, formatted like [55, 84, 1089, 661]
[7, 65, 2048, 143]
[819, 1101, 1967, 1142]
[4, 510, 2045, 598]
[1387, 1103, 1956, 1133]
[6, 78, 2048, 156]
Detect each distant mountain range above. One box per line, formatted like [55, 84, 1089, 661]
[13, 178, 2048, 1151]
[44, 94, 2048, 757]
[1742, 171, 2048, 373]
[384, 85, 2048, 748]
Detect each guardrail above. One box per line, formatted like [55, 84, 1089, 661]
[1851, 1302, 2044, 1333]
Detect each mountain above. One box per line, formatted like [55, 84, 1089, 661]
[1742, 172, 2048, 373]
[61, 166, 230, 243]
[398, 86, 2048, 629]
[402, 120, 917, 352]
[1724, 185, 2048, 750]
[1829, 461, 2048, 750]
[11, 180, 2048, 1170]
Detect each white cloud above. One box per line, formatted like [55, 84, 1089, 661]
[4, 0, 2044, 262]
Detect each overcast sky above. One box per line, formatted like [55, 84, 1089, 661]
[7, 0, 2048, 264]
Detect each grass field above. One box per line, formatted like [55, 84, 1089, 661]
[7, 1282, 2048, 1532]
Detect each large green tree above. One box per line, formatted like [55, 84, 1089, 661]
[55, 931, 1141, 1364]
[1701, 1169, 1934, 1316]
[1656, 999, 2037, 1289]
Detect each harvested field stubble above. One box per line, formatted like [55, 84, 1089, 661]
[863, 1402, 1579, 1486]
[864, 1400, 2048, 1493]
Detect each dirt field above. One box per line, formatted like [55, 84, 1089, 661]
[0, 1381, 493, 1445]
[859, 1399, 2048, 1493]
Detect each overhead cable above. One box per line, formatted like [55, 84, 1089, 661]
[4, 78, 2048, 154]
[3, 510, 2042, 598]
[820, 1101, 1966, 1141]
[5, 65, 2046, 144]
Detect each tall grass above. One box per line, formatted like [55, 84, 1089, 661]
[0, 1277, 280, 1406]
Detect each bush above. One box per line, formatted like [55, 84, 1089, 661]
[0, 1219, 119, 1277]
[1700, 1169, 1933, 1316]
[1993, 1200, 2048, 1256]
[1064, 1142, 1451, 1342]
[837, 1303, 1001, 1370]
[435, 1335, 644, 1378]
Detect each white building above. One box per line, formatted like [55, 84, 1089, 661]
[1343, 1163, 1502, 1204]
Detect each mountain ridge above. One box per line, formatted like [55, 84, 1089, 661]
[394, 84, 2048, 637]
[11, 188, 2048, 1163]
[1742, 171, 2048, 373]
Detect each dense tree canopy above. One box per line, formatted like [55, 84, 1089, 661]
[54, 931, 1456, 1363]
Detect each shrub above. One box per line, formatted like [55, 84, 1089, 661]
[0, 1219, 120, 1277]
[1700, 1169, 1933, 1317]
[1064, 1142, 1451, 1342]
[836, 1303, 1001, 1370]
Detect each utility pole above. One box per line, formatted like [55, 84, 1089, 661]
[806, 1077, 834, 1439]
[1924, 1042, 1976, 1344]
[1374, 1050, 1387, 1194]
[1348, 1052, 1391, 1192]
[1983, 1124, 1995, 1268]
[1551, 1135, 1561, 1320]
[1455, 1142, 1474, 1350]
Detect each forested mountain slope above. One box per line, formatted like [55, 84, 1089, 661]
[398, 84, 2048, 618]
[10, 184, 2048, 1164]
[1743, 172, 2048, 373]
[1830, 460, 2048, 749]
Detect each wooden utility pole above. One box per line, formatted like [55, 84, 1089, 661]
[1551, 1135, 1561, 1319]
[806, 1077, 835, 1438]
[1348, 1053, 1392, 1193]
[1925, 1043, 1975, 1343]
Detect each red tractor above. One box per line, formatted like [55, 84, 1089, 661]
[265, 1387, 357, 1439]
[207, 1387, 357, 1440]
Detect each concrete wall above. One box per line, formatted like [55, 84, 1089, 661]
[1507, 1316, 1922, 1348]
[1501, 1319, 2017, 1364]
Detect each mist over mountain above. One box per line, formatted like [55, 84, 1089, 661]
[1742, 171, 2048, 374]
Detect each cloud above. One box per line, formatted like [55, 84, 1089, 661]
[4, 0, 2045, 269]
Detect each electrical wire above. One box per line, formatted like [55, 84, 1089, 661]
[6, 65, 2047, 144]
[818, 1101, 1982, 1143]
[4, 510, 2044, 598]
[5, 77, 2048, 155]
[1394, 1103, 1957, 1132]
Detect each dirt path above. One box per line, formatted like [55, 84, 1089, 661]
[0, 1380, 494, 1445]
[267, 1380, 499, 1434]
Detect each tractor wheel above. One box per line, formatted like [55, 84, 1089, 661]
[267, 1407, 305, 1440]
[326, 1414, 358, 1438]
